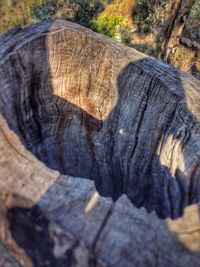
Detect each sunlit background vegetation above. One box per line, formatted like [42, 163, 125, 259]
[0, 0, 199, 76]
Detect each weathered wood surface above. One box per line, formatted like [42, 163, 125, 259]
[0, 20, 200, 267]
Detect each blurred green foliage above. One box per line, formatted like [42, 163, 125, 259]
[0, 0, 111, 32]
[0, 0, 131, 44]
[92, 14, 124, 38]
[0, 0, 198, 43]
[31, 0, 111, 28]
[184, 0, 200, 41]
[132, 0, 168, 33]
[114, 24, 132, 44]
[0, 0, 39, 32]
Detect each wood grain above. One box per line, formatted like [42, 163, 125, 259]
[0, 20, 200, 267]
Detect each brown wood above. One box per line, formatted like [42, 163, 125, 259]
[0, 20, 200, 267]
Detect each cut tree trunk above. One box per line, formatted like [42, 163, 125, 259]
[0, 20, 200, 267]
[161, 0, 195, 62]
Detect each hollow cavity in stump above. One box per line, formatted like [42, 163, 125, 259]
[1, 21, 200, 220]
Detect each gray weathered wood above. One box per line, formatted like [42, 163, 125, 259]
[0, 20, 200, 267]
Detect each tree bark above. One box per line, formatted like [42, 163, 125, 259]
[161, 0, 195, 62]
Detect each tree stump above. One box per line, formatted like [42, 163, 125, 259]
[0, 20, 200, 267]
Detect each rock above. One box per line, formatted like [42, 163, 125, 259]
[0, 20, 200, 267]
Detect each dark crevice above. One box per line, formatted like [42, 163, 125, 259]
[88, 203, 115, 267]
